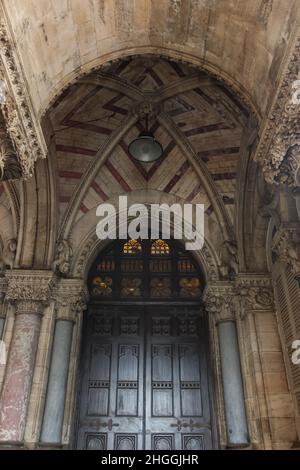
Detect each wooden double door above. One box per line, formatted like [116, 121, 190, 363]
[76, 304, 213, 450]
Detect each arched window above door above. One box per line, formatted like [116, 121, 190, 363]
[88, 239, 204, 301]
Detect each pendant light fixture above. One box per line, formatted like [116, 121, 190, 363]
[128, 113, 163, 163]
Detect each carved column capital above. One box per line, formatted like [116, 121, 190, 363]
[271, 224, 300, 282]
[235, 274, 274, 314]
[204, 282, 236, 322]
[54, 279, 88, 322]
[5, 270, 55, 315]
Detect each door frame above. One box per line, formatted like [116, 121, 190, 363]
[72, 300, 219, 449]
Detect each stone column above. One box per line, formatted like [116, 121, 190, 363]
[40, 279, 87, 446]
[0, 277, 7, 338]
[205, 283, 249, 448]
[0, 271, 54, 445]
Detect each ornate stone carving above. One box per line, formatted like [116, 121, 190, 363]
[0, 238, 17, 273]
[218, 240, 239, 279]
[0, 112, 22, 181]
[0, 12, 47, 179]
[53, 239, 73, 276]
[204, 283, 236, 322]
[254, 35, 300, 187]
[236, 275, 274, 312]
[5, 270, 55, 313]
[271, 225, 300, 282]
[54, 279, 88, 322]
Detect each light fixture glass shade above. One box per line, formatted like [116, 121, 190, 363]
[128, 131, 163, 163]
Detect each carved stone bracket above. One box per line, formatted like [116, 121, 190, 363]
[0, 8, 47, 179]
[5, 270, 55, 314]
[254, 34, 300, 187]
[271, 224, 300, 282]
[204, 282, 236, 322]
[235, 274, 274, 314]
[54, 279, 89, 322]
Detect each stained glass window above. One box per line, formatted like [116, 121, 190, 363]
[151, 239, 170, 255]
[88, 239, 203, 300]
[123, 239, 142, 254]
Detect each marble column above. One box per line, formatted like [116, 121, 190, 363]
[0, 277, 7, 338]
[0, 271, 54, 445]
[205, 283, 249, 447]
[40, 279, 87, 445]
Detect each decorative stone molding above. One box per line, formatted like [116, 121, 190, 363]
[218, 240, 239, 279]
[0, 238, 17, 273]
[0, 112, 22, 181]
[5, 270, 55, 313]
[54, 279, 88, 322]
[254, 34, 300, 187]
[235, 274, 274, 312]
[0, 8, 47, 179]
[204, 282, 236, 322]
[271, 224, 300, 282]
[53, 240, 73, 276]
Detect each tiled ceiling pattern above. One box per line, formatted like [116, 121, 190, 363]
[49, 57, 247, 226]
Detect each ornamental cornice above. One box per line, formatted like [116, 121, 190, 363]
[254, 32, 300, 187]
[0, 8, 47, 179]
[5, 270, 55, 304]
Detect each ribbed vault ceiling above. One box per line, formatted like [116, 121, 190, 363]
[48, 56, 249, 238]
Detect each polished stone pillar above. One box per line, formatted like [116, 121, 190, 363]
[0, 278, 7, 338]
[218, 320, 249, 446]
[40, 279, 87, 445]
[205, 283, 249, 448]
[0, 271, 54, 445]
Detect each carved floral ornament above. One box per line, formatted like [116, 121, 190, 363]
[5, 270, 55, 314]
[255, 35, 300, 187]
[0, 13, 46, 180]
[204, 277, 274, 321]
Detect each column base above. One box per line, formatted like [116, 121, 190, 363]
[38, 442, 64, 450]
[0, 441, 24, 450]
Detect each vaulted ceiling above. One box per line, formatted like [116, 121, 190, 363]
[3, 0, 299, 116]
[48, 56, 248, 240]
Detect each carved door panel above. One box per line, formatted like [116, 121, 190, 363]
[76, 307, 144, 450]
[76, 305, 212, 450]
[144, 307, 212, 450]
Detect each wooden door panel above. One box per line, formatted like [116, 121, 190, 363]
[76, 305, 213, 450]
